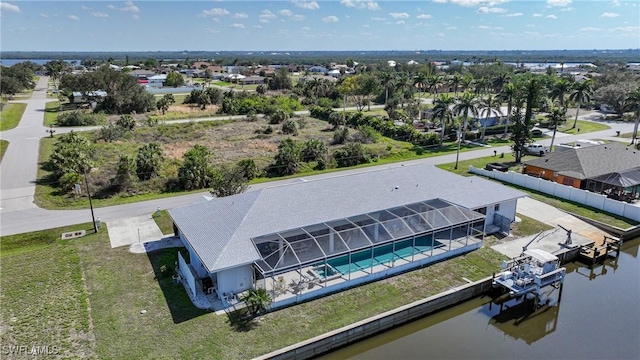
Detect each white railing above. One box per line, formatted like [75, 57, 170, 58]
[178, 251, 196, 297]
[469, 166, 640, 223]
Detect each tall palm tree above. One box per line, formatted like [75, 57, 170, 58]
[546, 106, 565, 152]
[524, 77, 543, 130]
[568, 79, 593, 129]
[478, 95, 503, 141]
[624, 85, 640, 145]
[433, 94, 455, 147]
[492, 73, 511, 94]
[473, 77, 489, 95]
[500, 82, 517, 137]
[453, 91, 479, 142]
[426, 75, 441, 101]
[450, 73, 463, 98]
[379, 71, 396, 105]
[460, 74, 474, 94]
[549, 77, 572, 108]
[414, 72, 428, 99]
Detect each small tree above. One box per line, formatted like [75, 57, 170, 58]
[165, 72, 185, 88]
[269, 109, 289, 124]
[332, 127, 349, 145]
[112, 155, 136, 191]
[178, 144, 214, 190]
[116, 114, 136, 131]
[281, 119, 298, 135]
[210, 164, 249, 197]
[271, 138, 301, 176]
[236, 159, 259, 180]
[240, 288, 272, 316]
[328, 111, 346, 129]
[333, 142, 371, 167]
[136, 143, 164, 180]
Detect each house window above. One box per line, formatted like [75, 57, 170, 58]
[494, 204, 500, 212]
[477, 207, 487, 215]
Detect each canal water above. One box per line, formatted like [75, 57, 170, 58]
[323, 238, 640, 359]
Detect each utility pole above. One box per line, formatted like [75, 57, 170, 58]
[84, 169, 98, 233]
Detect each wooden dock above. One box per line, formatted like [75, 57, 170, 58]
[578, 235, 622, 264]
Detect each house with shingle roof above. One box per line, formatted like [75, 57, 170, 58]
[168, 164, 525, 310]
[523, 142, 640, 189]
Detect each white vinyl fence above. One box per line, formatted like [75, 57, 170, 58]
[178, 251, 196, 297]
[469, 166, 640, 223]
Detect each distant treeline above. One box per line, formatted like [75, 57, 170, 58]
[2, 49, 639, 65]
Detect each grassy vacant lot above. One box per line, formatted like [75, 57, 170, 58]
[0, 140, 8, 162]
[0, 103, 27, 131]
[1, 221, 518, 359]
[154, 93, 188, 104]
[43, 100, 60, 126]
[557, 120, 610, 134]
[437, 154, 638, 229]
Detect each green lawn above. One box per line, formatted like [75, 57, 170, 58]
[154, 93, 188, 104]
[0, 140, 8, 162]
[619, 131, 639, 139]
[0, 103, 27, 131]
[153, 210, 175, 235]
[557, 120, 610, 134]
[437, 154, 638, 229]
[1, 222, 514, 359]
[44, 101, 60, 126]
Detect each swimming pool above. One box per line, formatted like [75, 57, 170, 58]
[313, 235, 443, 278]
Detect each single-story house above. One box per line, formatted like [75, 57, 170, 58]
[298, 75, 338, 85]
[238, 76, 265, 85]
[72, 90, 107, 103]
[129, 69, 156, 79]
[147, 74, 167, 88]
[523, 142, 640, 189]
[168, 165, 525, 310]
[307, 66, 328, 74]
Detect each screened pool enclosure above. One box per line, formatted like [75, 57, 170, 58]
[251, 198, 485, 302]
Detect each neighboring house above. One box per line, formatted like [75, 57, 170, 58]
[192, 61, 211, 69]
[147, 74, 167, 88]
[129, 69, 156, 79]
[168, 165, 525, 310]
[307, 66, 328, 74]
[407, 60, 419, 65]
[223, 73, 246, 82]
[327, 69, 341, 77]
[298, 75, 337, 85]
[72, 90, 107, 103]
[238, 76, 265, 85]
[523, 142, 640, 189]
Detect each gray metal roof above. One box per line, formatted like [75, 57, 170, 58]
[524, 142, 640, 180]
[589, 167, 640, 188]
[168, 164, 526, 273]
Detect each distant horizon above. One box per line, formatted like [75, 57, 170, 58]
[1, 1, 638, 52]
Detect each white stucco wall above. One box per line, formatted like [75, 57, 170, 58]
[217, 265, 253, 296]
[178, 230, 208, 278]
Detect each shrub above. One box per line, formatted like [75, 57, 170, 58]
[59, 172, 83, 194]
[281, 119, 298, 135]
[236, 159, 259, 180]
[352, 125, 379, 144]
[116, 114, 136, 131]
[98, 124, 125, 142]
[56, 110, 98, 126]
[332, 127, 349, 145]
[333, 142, 371, 168]
[465, 131, 478, 141]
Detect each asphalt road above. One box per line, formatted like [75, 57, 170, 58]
[0, 78, 635, 236]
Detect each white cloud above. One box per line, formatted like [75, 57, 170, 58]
[108, 1, 139, 12]
[389, 12, 409, 19]
[611, 0, 620, 6]
[292, 14, 305, 21]
[371, 17, 386, 21]
[526, 24, 535, 27]
[494, 26, 503, 30]
[0, 2, 21, 13]
[600, 12, 619, 18]
[40, 13, 49, 18]
[396, 20, 405, 24]
[202, 8, 230, 17]
[546, 0, 571, 6]
[503, 12, 523, 17]
[81, 5, 90, 10]
[546, 14, 557, 19]
[301, 26, 311, 31]
[532, 13, 543, 17]
[446, 26, 457, 29]
[340, 0, 380, 11]
[92, 12, 109, 18]
[416, 14, 433, 19]
[437, 32, 445, 37]
[477, 7, 506, 13]
[432, 0, 508, 7]
[68, 14, 79, 20]
[233, 12, 248, 19]
[132, 14, 139, 19]
[580, 27, 602, 31]
[205, 28, 220, 33]
[323, 15, 339, 22]
[477, 25, 491, 29]
[230, 23, 245, 28]
[253, 25, 262, 28]
[259, 10, 277, 21]
[279, 9, 293, 16]
[292, 0, 319, 10]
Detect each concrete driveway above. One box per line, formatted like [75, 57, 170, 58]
[106, 215, 164, 248]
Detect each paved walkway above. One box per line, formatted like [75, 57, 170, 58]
[106, 214, 164, 248]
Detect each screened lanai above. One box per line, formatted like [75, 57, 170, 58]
[251, 198, 485, 285]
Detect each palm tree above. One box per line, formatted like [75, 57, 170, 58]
[414, 72, 428, 99]
[450, 73, 463, 98]
[240, 287, 272, 316]
[460, 74, 474, 94]
[501, 82, 517, 137]
[473, 77, 489, 96]
[549, 77, 572, 108]
[433, 94, 456, 147]
[379, 71, 396, 105]
[453, 91, 479, 142]
[492, 73, 511, 94]
[568, 79, 593, 129]
[546, 106, 565, 152]
[478, 95, 503, 141]
[624, 85, 640, 145]
[426, 75, 441, 102]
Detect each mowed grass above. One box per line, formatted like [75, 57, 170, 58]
[557, 120, 610, 134]
[436, 152, 537, 177]
[0, 103, 27, 131]
[153, 210, 175, 235]
[0, 140, 8, 162]
[44, 100, 61, 126]
[0, 223, 100, 358]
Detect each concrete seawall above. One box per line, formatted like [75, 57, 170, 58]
[255, 277, 493, 360]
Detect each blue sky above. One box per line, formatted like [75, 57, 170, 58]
[1, 0, 638, 51]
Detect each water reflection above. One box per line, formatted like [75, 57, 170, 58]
[484, 298, 560, 345]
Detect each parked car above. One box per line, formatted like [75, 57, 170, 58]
[525, 143, 549, 156]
